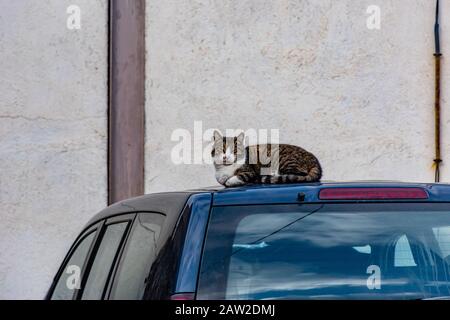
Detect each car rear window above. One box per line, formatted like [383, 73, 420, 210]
[197, 203, 450, 300]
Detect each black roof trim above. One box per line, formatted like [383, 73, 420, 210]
[85, 191, 202, 229]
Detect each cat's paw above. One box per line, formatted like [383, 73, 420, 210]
[216, 175, 229, 186]
[225, 176, 245, 187]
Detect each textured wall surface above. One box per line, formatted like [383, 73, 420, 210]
[0, 0, 108, 299]
[145, 0, 450, 193]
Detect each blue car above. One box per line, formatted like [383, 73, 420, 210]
[47, 182, 450, 300]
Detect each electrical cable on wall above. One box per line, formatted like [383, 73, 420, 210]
[434, 0, 443, 182]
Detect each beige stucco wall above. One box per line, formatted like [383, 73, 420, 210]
[0, 0, 108, 299]
[145, 0, 450, 193]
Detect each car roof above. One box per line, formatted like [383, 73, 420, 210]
[85, 191, 200, 228]
[85, 181, 450, 227]
[212, 181, 450, 205]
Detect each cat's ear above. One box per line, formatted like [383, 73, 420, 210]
[213, 130, 222, 141]
[237, 132, 245, 144]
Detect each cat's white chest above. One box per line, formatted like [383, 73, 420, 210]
[215, 164, 241, 185]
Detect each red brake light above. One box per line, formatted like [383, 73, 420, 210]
[319, 188, 429, 200]
[170, 293, 195, 300]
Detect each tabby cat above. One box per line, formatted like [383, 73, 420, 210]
[212, 131, 322, 187]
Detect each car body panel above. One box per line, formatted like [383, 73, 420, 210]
[175, 193, 212, 294]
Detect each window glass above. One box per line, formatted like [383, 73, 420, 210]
[109, 213, 165, 300]
[51, 231, 96, 300]
[394, 235, 416, 267]
[198, 203, 450, 300]
[81, 222, 128, 300]
[433, 227, 450, 259]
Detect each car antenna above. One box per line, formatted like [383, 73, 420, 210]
[434, 0, 443, 182]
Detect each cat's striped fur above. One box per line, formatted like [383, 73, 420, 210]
[212, 131, 322, 187]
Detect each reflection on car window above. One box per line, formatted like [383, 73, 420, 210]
[433, 227, 450, 259]
[109, 213, 164, 300]
[82, 222, 128, 300]
[353, 245, 371, 254]
[51, 231, 96, 300]
[394, 235, 416, 267]
[198, 203, 450, 300]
